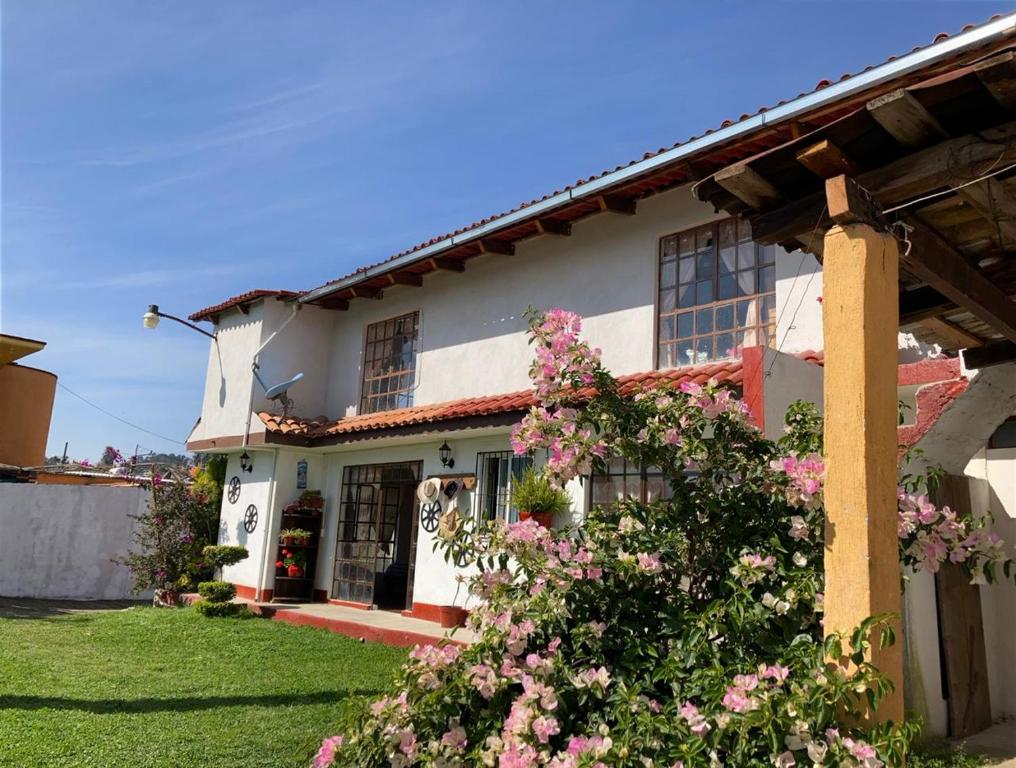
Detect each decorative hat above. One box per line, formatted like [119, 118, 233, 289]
[417, 477, 441, 503]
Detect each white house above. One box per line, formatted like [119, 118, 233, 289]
[184, 15, 1016, 737]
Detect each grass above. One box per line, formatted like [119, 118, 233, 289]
[0, 606, 406, 768]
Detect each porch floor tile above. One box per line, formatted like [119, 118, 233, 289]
[258, 601, 477, 648]
[958, 719, 1016, 766]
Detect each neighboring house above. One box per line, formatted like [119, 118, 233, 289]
[0, 333, 56, 469]
[186, 15, 1016, 734]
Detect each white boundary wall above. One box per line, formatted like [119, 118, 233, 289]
[0, 484, 150, 600]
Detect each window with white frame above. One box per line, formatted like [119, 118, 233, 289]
[475, 451, 533, 523]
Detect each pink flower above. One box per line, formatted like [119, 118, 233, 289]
[312, 735, 343, 768]
[441, 726, 468, 750]
[636, 552, 663, 573]
[763, 664, 790, 683]
[532, 715, 560, 743]
[680, 701, 711, 735]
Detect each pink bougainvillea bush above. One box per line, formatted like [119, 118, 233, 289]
[315, 309, 1012, 768]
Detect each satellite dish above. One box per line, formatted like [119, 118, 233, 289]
[253, 367, 304, 417]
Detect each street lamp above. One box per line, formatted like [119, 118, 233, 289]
[142, 304, 216, 340]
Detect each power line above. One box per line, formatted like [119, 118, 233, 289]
[56, 383, 185, 447]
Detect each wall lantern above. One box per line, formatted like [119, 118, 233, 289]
[439, 442, 454, 469]
[239, 451, 254, 473]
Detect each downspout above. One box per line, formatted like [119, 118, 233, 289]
[242, 303, 301, 449]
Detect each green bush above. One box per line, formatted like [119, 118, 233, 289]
[194, 600, 251, 619]
[509, 468, 570, 516]
[910, 742, 987, 768]
[197, 581, 236, 602]
[202, 545, 249, 570]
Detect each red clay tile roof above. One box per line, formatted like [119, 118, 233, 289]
[189, 290, 300, 322]
[257, 354, 822, 442]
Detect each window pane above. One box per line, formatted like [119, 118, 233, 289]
[716, 333, 735, 359]
[759, 243, 776, 266]
[677, 340, 694, 366]
[719, 219, 736, 248]
[660, 259, 677, 289]
[659, 343, 676, 368]
[696, 307, 713, 335]
[737, 299, 757, 328]
[679, 257, 695, 284]
[662, 236, 678, 258]
[660, 315, 676, 341]
[695, 336, 713, 363]
[759, 265, 775, 294]
[715, 303, 734, 331]
[696, 280, 713, 304]
[696, 252, 714, 280]
[677, 312, 694, 338]
[738, 218, 753, 242]
[738, 270, 755, 297]
[719, 244, 736, 276]
[737, 241, 756, 269]
[660, 288, 676, 313]
[679, 232, 695, 256]
[718, 275, 737, 301]
[678, 283, 697, 309]
[697, 227, 714, 252]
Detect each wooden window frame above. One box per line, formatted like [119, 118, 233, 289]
[359, 311, 420, 415]
[475, 451, 533, 523]
[656, 218, 777, 369]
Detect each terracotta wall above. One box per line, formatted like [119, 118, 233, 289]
[0, 363, 56, 467]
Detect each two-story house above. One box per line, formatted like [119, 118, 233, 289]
[184, 14, 1016, 736]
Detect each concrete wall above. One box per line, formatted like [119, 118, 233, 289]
[0, 484, 149, 599]
[217, 450, 278, 591]
[0, 363, 57, 467]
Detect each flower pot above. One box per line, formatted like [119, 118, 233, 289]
[438, 605, 468, 629]
[287, 565, 304, 578]
[519, 510, 554, 528]
[282, 536, 294, 546]
[153, 589, 179, 608]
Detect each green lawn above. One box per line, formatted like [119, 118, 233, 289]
[0, 606, 406, 768]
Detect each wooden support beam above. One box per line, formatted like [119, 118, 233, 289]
[428, 257, 466, 272]
[476, 238, 515, 256]
[964, 340, 1016, 369]
[796, 139, 859, 179]
[899, 286, 953, 324]
[956, 177, 1016, 247]
[973, 51, 1016, 112]
[901, 219, 1016, 344]
[921, 316, 984, 349]
[714, 163, 783, 210]
[387, 271, 423, 287]
[822, 219, 904, 725]
[596, 195, 637, 215]
[535, 218, 572, 236]
[826, 175, 886, 228]
[319, 297, 349, 311]
[349, 285, 382, 299]
[749, 120, 1016, 246]
[867, 88, 947, 148]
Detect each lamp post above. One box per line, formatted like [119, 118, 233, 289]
[142, 304, 216, 341]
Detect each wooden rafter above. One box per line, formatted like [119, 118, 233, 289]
[955, 178, 1016, 247]
[714, 164, 783, 210]
[320, 297, 349, 311]
[964, 340, 1016, 369]
[427, 257, 466, 272]
[921, 316, 983, 348]
[795, 139, 858, 179]
[535, 219, 572, 236]
[596, 195, 637, 215]
[349, 286, 382, 299]
[974, 51, 1016, 112]
[476, 239, 515, 256]
[387, 271, 423, 287]
[899, 286, 954, 324]
[866, 89, 946, 148]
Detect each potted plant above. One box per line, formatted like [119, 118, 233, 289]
[510, 468, 570, 528]
[279, 528, 312, 546]
[299, 490, 324, 515]
[279, 549, 306, 578]
[438, 577, 468, 628]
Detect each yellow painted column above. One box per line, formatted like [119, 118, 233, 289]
[822, 222, 904, 724]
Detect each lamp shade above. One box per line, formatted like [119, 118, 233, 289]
[143, 305, 160, 329]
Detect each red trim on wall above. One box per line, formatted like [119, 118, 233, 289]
[267, 609, 459, 648]
[235, 584, 273, 603]
[741, 346, 766, 431]
[401, 602, 445, 623]
[313, 589, 329, 603]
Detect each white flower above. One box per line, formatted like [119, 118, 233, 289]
[772, 751, 796, 768]
[762, 592, 778, 608]
[792, 552, 808, 567]
[807, 741, 828, 764]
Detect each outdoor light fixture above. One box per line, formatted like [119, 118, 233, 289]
[439, 441, 454, 469]
[142, 304, 216, 340]
[239, 451, 253, 473]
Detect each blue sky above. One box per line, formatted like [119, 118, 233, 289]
[3, 0, 1013, 461]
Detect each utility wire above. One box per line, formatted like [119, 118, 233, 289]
[57, 383, 185, 446]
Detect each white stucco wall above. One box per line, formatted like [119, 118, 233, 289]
[760, 348, 824, 438]
[0, 484, 150, 600]
[218, 451, 277, 590]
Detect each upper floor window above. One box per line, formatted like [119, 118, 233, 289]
[658, 219, 777, 368]
[360, 311, 419, 415]
[475, 451, 533, 523]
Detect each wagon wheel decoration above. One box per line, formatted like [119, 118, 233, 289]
[243, 504, 258, 534]
[227, 476, 241, 504]
[420, 501, 441, 533]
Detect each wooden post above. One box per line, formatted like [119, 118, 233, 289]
[822, 217, 905, 724]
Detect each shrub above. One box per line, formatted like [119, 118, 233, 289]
[202, 545, 249, 570]
[314, 308, 1015, 768]
[194, 600, 251, 619]
[116, 482, 216, 596]
[197, 581, 237, 603]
